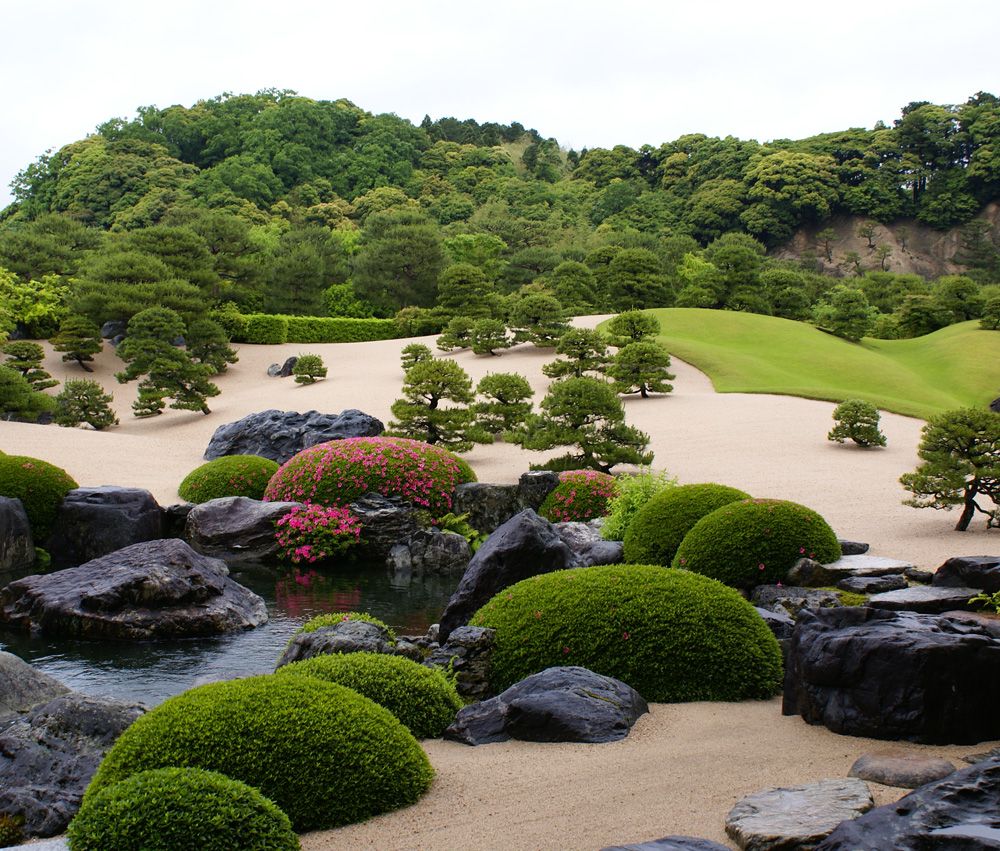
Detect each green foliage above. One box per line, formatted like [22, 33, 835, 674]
[507, 293, 568, 347]
[2, 341, 56, 390]
[600, 469, 678, 541]
[400, 342, 433, 370]
[605, 310, 661, 347]
[979, 295, 1000, 330]
[469, 318, 512, 356]
[828, 399, 887, 447]
[434, 512, 488, 552]
[279, 315, 399, 343]
[324, 283, 375, 319]
[296, 611, 396, 640]
[51, 314, 103, 371]
[0, 364, 56, 421]
[538, 469, 618, 522]
[293, 353, 327, 384]
[473, 372, 534, 434]
[0, 813, 23, 847]
[277, 652, 462, 738]
[0, 454, 78, 539]
[436, 262, 493, 318]
[178, 455, 279, 503]
[812, 285, 877, 341]
[0, 271, 70, 338]
[970, 589, 1000, 614]
[84, 675, 433, 831]
[436, 316, 475, 352]
[542, 328, 609, 379]
[623, 483, 750, 565]
[394, 306, 446, 338]
[673, 498, 841, 589]
[243, 314, 289, 344]
[53, 379, 118, 430]
[606, 341, 675, 397]
[186, 318, 238, 374]
[67, 767, 300, 851]
[388, 358, 480, 450]
[469, 565, 783, 701]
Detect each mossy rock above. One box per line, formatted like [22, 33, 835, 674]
[296, 611, 396, 639]
[623, 483, 750, 566]
[470, 564, 782, 702]
[68, 767, 299, 850]
[178, 455, 280, 504]
[85, 675, 433, 831]
[0, 454, 78, 540]
[277, 652, 462, 738]
[673, 498, 842, 589]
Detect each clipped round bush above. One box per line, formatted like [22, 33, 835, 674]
[277, 652, 462, 738]
[178, 455, 280, 504]
[470, 565, 782, 702]
[85, 675, 433, 831]
[623, 483, 750, 566]
[539, 469, 618, 522]
[263, 436, 476, 516]
[68, 767, 299, 851]
[673, 498, 841, 588]
[0, 454, 78, 539]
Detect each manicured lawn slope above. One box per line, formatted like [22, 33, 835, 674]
[602, 309, 1000, 419]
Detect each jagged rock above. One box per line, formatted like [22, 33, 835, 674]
[836, 574, 907, 594]
[904, 565, 934, 584]
[0, 693, 144, 838]
[754, 606, 796, 640]
[386, 528, 471, 580]
[937, 609, 1000, 636]
[437, 509, 575, 643]
[932, 555, 1000, 593]
[452, 482, 522, 534]
[203, 408, 384, 463]
[554, 520, 624, 567]
[46, 486, 163, 570]
[816, 757, 1000, 850]
[785, 557, 841, 587]
[517, 470, 560, 511]
[161, 502, 194, 538]
[276, 618, 396, 667]
[184, 496, 303, 566]
[963, 746, 1000, 764]
[0, 497, 33, 574]
[783, 607, 1000, 743]
[99, 320, 126, 339]
[866, 584, 981, 613]
[725, 778, 873, 850]
[0, 651, 69, 717]
[838, 539, 870, 555]
[751, 585, 841, 618]
[266, 356, 298, 378]
[424, 625, 496, 701]
[349, 493, 421, 559]
[821, 554, 914, 578]
[849, 752, 955, 788]
[603, 838, 730, 851]
[0, 539, 268, 640]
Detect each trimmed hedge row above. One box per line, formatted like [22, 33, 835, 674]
[232, 313, 401, 345]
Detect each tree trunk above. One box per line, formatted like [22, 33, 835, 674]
[955, 483, 979, 531]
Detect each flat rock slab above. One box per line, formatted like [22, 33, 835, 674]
[602, 838, 729, 851]
[836, 574, 908, 594]
[849, 752, 955, 788]
[867, 584, 980, 614]
[822, 555, 914, 577]
[726, 778, 873, 850]
[932, 555, 1000, 593]
[184, 496, 303, 566]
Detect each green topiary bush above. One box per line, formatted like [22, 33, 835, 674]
[178, 455, 280, 504]
[0, 454, 78, 540]
[470, 565, 782, 701]
[538, 469, 618, 523]
[243, 314, 289, 344]
[601, 469, 677, 541]
[672, 498, 842, 589]
[296, 610, 396, 640]
[277, 652, 462, 738]
[68, 767, 300, 851]
[622, 483, 750, 566]
[84, 675, 433, 831]
[263, 436, 476, 517]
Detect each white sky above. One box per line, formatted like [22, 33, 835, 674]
[2, 0, 997, 211]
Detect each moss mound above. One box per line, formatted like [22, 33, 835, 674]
[277, 652, 462, 738]
[538, 470, 618, 523]
[470, 565, 782, 702]
[295, 611, 396, 639]
[673, 498, 841, 588]
[623, 483, 750, 566]
[68, 767, 299, 850]
[178, 455, 280, 504]
[0, 454, 78, 539]
[85, 675, 433, 831]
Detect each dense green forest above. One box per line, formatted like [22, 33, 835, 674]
[1, 89, 999, 339]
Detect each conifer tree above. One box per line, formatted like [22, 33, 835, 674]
[606, 341, 675, 397]
[2, 341, 57, 390]
[0, 364, 55, 421]
[469, 319, 512, 356]
[54, 379, 118, 430]
[186, 318, 238, 374]
[542, 328, 610, 379]
[473, 372, 534, 435]
[605, 310, 661, 348]
[51, 314, 104, 372]
[388, 359, 482, 450]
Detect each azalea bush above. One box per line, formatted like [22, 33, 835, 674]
[275, 504, 362, 564]
[539, 470, 618, 522]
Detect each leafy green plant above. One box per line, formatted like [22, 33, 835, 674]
[970, 589, 1000, 614]
[178, 455, 279, 503]
[0, 454, 77, 539]
[828, 399, 887, 447]
[292, 353, 327, 384]
[295, 611, 397, 640]
[53, 379, 118, 430]
[539, 470, 618, 522]
[0, 813, 23, 847]
[435, 511, 488, 552]
[600, 469, 677, 541]
[274, 504, 362, 564]
[400, 342, 433, 371]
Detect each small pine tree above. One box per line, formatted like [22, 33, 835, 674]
[54, 379, 118, 430]
[605, 310, 661, 348]
[388, 359, 482, 450]
[186, 318, 238, 375]
[827, 399, 886, 448]
[293, 354, 327, 385]
[0, 364, 55, 421]
[2, 341, 57, 391]
[400, 343, 433, 371]
[436, 316, 475, 352]
[474, 372, 534, 435]
[51, 314, 103, 372]
[542, 328, 610, 379]
[470, 319, 512, 356]
[981, 295, 1000, 330]
[508, 294, 568, 347]
[606, 341, 675, 398]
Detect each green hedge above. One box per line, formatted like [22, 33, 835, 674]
[234, 313, 400, 344]
[243, 314, 289, 344]
[178, 455, 279, 504]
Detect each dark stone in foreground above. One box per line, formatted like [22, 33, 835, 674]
[445, 666, 647, 745]
[848, 752, 955, 788]
[424, 625, 496, 701]
[453, 482, 522, 534]
[866, 584, 981, 613]
[838, 539, 870, 555]
[783, 607, 1000, 743]
[276, 617, 397, 667]
[932, 555, 1000, 593]
[184, 496, 303, 566]
[816, 756, 1000, 850]
[602, 838, 729, 851]
[0, 496, 33, 574]
[350, 493, 420, 559]
[0, 539, 268, 639]
[836, 574, 907, 594]
[754, 606, 796, 640]
[0, 651, 69, 717]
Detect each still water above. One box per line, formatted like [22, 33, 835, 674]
[0, 564, 457, 707]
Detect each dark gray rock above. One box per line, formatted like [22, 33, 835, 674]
[386, 528, 471, 580]
[453, 482, 521, 534]
[755, 606, 796, 640]
[836, 574, 907, 594]
[991, 397, 1000, 414]
[848, 752, 955, 788]
[109, 333, 124, 347]
[0, 693, 144, 838]
[0, 651, 69, 717]
[783, 607, 1000, 743]
[816, 756, 1000, 850]
[821, 554, 914, 578]
[203, 408, 384, 463]
[184, 496, 303, 566]
[161, 502, 194, 539]
[0, 497, 33, 574]
[838, 539, 870, 555]
[46, 486, 163, 569]
[350, 493, 420, 559]
[554, 520, 624, 567]
[786, 557, 841, 587]
[867, 584, 981, 613]
[276, 617, 397, 667]
[99, 320, 126, 339]
[963, 746, 1000, 764]
[751, 585, 841, 618]
[445, 666, 648, 745]
[904, 565, 934, 584]
[425, 625, 496, 701]
[517, 470, 559, 511]
[932, 555, 1000, 593]
[437, 509, 576, 643]
[725, 778, 873, 851]
[0, 539, 268, 639]
[603, 838, 730, 851]
[266, 356, 298, 378]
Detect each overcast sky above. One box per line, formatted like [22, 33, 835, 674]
[3, 0, 997, 211]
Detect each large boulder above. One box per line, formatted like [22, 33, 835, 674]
[276, 617, 397, 667]
[423, 625, 496, 701]
[437, 509, 576, 643]
[202, 408, 384, 463]
[444, 666, 648, 745]
[516, 470, 559, 511]
[0, 651, 69, 717]
[386, 528, 472, 580]
[783, 607, 1000, 743]
[0, 539, 268, 640]
[452, 482, 521, 534]
[184, 496, 303, 566]
[46, 486, 163, 570]
[816, 756, 1000, 850]
[932, 555, 1000, 593]
[349, 493, 421, 559]
[0, 496, 34, 574]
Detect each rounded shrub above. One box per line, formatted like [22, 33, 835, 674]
[470, 565, 782, 702]
[85, 675, 433, 831]
[296, 610, 396, 640]
[601, 469, 677, 541]
[263, 436, 476, 517]
[277, 652, 462, 738]
[673, 498, 842, 589]
[178, 455, 280, 504]
[539, 469, 618, 523]
[68, 767, 299, 851]
[623, 483, 750, 566]
[0, 454, 78, 539]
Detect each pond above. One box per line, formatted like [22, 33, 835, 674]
[0, 564, 458, 707]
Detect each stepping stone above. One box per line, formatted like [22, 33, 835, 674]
[867, 585, 981, 614]
[837, 574, 907, 594]
[822, 555, 914, 578]
[849, 752, 955, 788]
[725, 778, 873, 850]
[932, 555, 1000, 593]
[837, 539, 869, 555]
[904, 565, 934, 584]
[603, 838, 729, 850]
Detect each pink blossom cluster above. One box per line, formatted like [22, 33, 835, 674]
[274, 504, 362, 564]
[542, 469, 618, 523]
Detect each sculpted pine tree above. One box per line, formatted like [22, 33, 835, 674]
[0, 364, 55, 421]
[54, 379, 119, 430]
[542, 328, 610, 379]
[605, 310, 661, 348]
[508, 294, 569, 347]
[2, 341, 57, 391]
[388, 359, 483, 451]
[473, 372, 534, 435]
[400, 343, 433, 371]
[469, 319, 512, 356]
[436, 317, 475, 352]
[186, 318, 238, 375]
[51, 314, 103, 372]
[827, 399, 886, 447]
[606, 341, 675, 397]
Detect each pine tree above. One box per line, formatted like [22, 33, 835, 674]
[606, 341, 675, 397]
[388, 359, 482, 450]
[2, 341, 57, 391]
[469, 319, 512, 356]
[542, 328, 610, 379]
[293, 354, 327, 384]
[54, 379, 118, 430]
[51, 314, 103, 372]
[473, 372, 534, 435]
[0, 365, 55, 421]
[605, 310, 661, 348]
[186, 318, 238, 374]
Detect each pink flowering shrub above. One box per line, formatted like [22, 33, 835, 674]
[274, 504, 362, 564]
[263, 436, 476, 517]
[538, 470, 618, 522]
